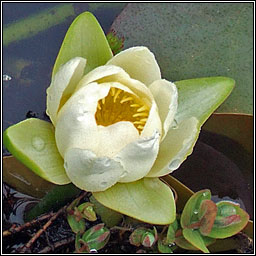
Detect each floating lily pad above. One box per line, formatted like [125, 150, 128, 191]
[3, 155, 54, 198]
[111, 3, 253, 114]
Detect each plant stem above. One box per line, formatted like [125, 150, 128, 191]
[19, 206, 67, 253]
[3, 212, 55, 237]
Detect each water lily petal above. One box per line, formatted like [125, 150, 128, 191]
[64, 148, 125, 192]
[106, 46, 161, 86]
[46, 57, 86, 125]
[97, 121, 139, 158]
[93, 178, 176, 224]
[149, 79, 178, 140]
[3, 118, 70, 184]
[75, 65, 129, 91]
[116, 131, 160, 183]
[146, 117, 199, 177]
[141, 102, 162, 138]
[55, 82, 109, 158]
[76, 64, 155, 106]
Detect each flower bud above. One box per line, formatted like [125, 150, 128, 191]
[81, 223, 110, 251]
[141, 231, 156, 247]
[129, 226, 157, 247]
[78, 202, 97, 221]
[129, 228, 146, 246]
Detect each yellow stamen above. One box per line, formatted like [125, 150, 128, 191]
[95, 88, 150, 134]
[130, 104, 140, 108]
[137, 105, 149, 112]
[113, 89, 122, 102]
[133, 112, 148, 118]
[110, 87, 116, 96]
[120, 96, 133, 104]
[133, 121, 145, 125]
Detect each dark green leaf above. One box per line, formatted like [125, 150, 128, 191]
[182, 229, 211, 253]
[67, 214, 86, 234]
[89, 195, 123, 228]
[158, 236, 176, 253]
[165, 219, 179, 244]
[25, 183, 81, 221]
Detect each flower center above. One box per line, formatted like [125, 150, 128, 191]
[95, 87, 150, 133]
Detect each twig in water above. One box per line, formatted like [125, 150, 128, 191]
[17, 191, 87, 253]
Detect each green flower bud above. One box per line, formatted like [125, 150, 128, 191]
[81, 223, 110, 251]
[78, 202, 97, 221]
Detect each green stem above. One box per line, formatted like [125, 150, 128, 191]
[25, 183, 81, 222]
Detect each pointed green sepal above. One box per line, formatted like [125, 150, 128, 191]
[93, 178, 176, 225]
[3, 118, 70, 184]
[175, 76, 235, 126]
[52, 11, 113, 77]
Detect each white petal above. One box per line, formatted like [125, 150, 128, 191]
[97, 121, 139, 158]
[146, 117, 200, 178]
[55, 82, 110, 158]
[116, 131, 160, 183]
[75, 65, 128, 91]
[64, 148, 125, 192]
[107, 46, 161, 86]
[46, 57, 86, 126]
[76, 64, 155, 106]
[149, 79, 178, 140]
[141, 101, 162, 138]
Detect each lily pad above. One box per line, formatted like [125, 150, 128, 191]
[3, 155, 54, 198]
[203, 113, 253, 155]
[111, 3, 253, 114]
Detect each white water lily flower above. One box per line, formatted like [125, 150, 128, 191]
[45, 46, 197, 192]
[3, 37, 233, 224]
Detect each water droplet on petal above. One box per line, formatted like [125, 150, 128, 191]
[77, 115, 86, 122]
[193, 210, 198, 215]
[90, 248, 98, 253]
[203, 192, 208, 197]
[170, 119, 178, 129]
[168, 159, 180, 170]
[31, 136, 45, 151]
[100, 181, 107, 187]
[64, 161, 68, 169]
[120, 171, 128, 178]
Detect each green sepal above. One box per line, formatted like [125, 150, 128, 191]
[52, 11, 113, 77]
